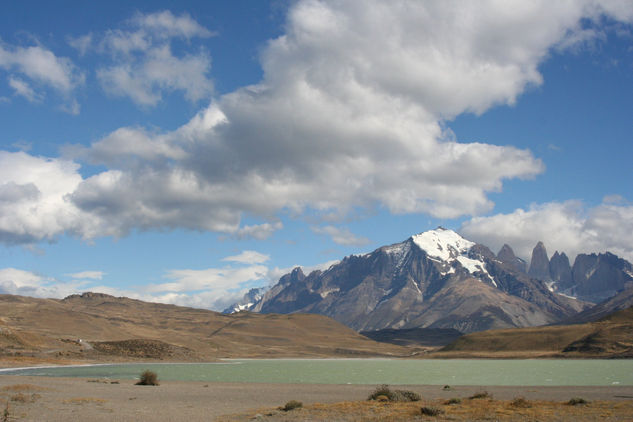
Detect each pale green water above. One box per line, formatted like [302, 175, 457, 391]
[2, 359, 633, 386]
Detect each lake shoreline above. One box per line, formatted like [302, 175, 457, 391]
[2, 375, 633, 421]
[4, 359, 633, 386]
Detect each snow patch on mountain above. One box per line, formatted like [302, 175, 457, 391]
[412, 228, 475, 260]
[412, 227, 495, 284]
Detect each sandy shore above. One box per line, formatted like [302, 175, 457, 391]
[0, 375, 632, 421]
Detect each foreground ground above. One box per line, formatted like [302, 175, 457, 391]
[1, 376, 632, 421]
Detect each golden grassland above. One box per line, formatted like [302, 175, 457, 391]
[218, 397, 633, 421]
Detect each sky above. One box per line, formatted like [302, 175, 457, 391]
[1, 0, 633, 311]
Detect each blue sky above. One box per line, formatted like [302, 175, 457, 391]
[1, 0, 632, 310]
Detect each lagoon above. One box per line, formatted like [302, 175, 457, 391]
[3, 359, 633, 386]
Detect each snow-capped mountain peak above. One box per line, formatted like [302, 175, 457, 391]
[411, 227, 475, 261]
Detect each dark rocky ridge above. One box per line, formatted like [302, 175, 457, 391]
[250, 229, 587, 333]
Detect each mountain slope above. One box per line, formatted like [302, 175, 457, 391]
[0, 293, 409, 364]
[439, 306, 633, 358]
[252, 228, 587, 333]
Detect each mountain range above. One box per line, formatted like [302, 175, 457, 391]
[230, 228, 633, 334]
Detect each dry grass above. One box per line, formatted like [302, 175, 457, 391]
[62, 397, 107, 405]
[9, 393, 40, 404]
[1, 384, 47, 392]
[218, 398, 633, 421]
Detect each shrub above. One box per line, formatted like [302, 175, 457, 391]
[368, 385, 420, 402]
[444, 397, 461, 405]
[136, 370, 159, 386]
[281, 400, 302, 411]
[442, 385, 452, 391]
[393, 389, 421, 402]
[510, 396, 531, 408]
[469, 391, 492, 400]
[567, 397, 589, 406]
[420, 406, 444, 416]
[368, 384, 392, 401]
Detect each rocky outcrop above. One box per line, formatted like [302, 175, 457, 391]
[528, 241, 551, 281]
[549, 251, 573, 289]
[497, 244, 527, 273]
[570, 252, 633, 303]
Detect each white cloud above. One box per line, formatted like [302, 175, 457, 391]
[8, 76, 43, 102]
[222, 250, 270, 265]
[460, 200, 633, 263]
[233, 222, 284, 240]
[0, 151, 94, 244]
[0, 42, 83, 110]
[3, 1, 633, 247]
[132, 10, 215, 39]
[0, 43, 83, 93]
[0, 268, 85, 298]
[91, 10, 214, 106]
[67, 33, 93, 56]
[312, 225, 370, 246]
[67, 271, 104, 280]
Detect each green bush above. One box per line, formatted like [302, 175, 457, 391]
[281, 400, 302, 411]
[136, 370, 159, 386]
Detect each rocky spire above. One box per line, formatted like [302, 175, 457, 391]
[497, 244, 527, 273]
[528, 241, 551, 281]
[549, 251, 572, 289]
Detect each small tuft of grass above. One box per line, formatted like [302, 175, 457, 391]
[510, 396, 531, 408]
[280, 400, 302, 411]
[136, 370, 159, 386]
[469, 390, 492, 400]
[421, 406, 444, 416]
[444, 397, 461, 405]
[567, 397, 589, 406]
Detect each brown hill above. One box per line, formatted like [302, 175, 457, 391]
[437, 306, 633, 358]
[0, 293, 411, 365]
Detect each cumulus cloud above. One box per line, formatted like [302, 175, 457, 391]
[0, 151, 93, 244]
[0, 42, 83, 110]
[312, 225, 370, 246]
[88, 10, 215, 106]
[3, 1, 633, 246]
[460, 200, 633, 263]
